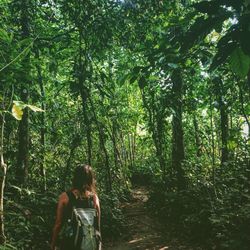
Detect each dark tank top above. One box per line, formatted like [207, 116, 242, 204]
[66, 190, 95, 209]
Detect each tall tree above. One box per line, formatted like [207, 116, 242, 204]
[171, 69, 186, 190]
[213, 77, 229, 165]
[35, 49, 47, 191]
[16, 0, 32, 184]
[0, 98, 7, 244]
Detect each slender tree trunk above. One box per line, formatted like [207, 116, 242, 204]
[78, 30, 92, 165]
[131, 130, 136, 167]
[214, 78, 229, 165]
[140, 88, 166, 177]
[0, 88, 13, 244]
[16, 0, 31, 184]
[62, 137, 80, 190]
[238, 83, 250, 135]
[120, 131, 128, 170]
[171, 69, 186, 190]
[111, 122, 119, 169]
[209, 96, 216, 183]
[193, 114, 202, 157]
[89, 98, 112, 192]
[0, 113, 7, 244]
[107, 124, 123, 168]
[16, 101, 29, 184]
[35, 49, 46, 191]
[220, 105, 229, 165]
[155, 111, 166, 177]
[247, 69, 250, 95]
[127, 133, 133, 169]
[80, 88, 92, 165]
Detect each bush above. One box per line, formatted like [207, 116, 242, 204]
[148, 159, 250, 249]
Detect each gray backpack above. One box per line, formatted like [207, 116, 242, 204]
[72, 207, 97, 249]
[61, 191, 101, 250]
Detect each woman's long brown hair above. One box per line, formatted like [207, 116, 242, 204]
[72, 164, 96, 193]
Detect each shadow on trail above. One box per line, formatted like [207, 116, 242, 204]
[105, 186, 199, 250]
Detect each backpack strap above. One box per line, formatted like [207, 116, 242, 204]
[66, 190, 76, 220]
[67, 190, 95, 208]
[88, 194, 95, 208]
[66, 190, 77, 207]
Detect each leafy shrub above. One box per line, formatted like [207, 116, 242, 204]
[100, 190, 127, 240]
[148, 159, 250, 249]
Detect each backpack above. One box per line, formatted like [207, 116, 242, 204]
[59, 191, 101, 250]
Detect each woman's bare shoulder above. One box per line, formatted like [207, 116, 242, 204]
[58, 192, 69, 205]
[93, 193, 100, 204]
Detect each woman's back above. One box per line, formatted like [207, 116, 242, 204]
[51, 165, 101, 250]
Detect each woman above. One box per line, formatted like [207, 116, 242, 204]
[51, 164, 101, 250]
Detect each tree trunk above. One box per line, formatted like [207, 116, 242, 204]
[120, 131, 129, 170]
[214, 78, 229, 165]
[220, 100, 229, 165]
[247, 68, 250, 96]
[171, 69, 186, 190]
[155, 111, 166, 177]
[89, 98, 112, 192]
[0, 113, 7, 244]
[209, 95, 216, 184]
[193, 114, 202, 157]
[80, 88, 92, 165]
[35, 49, 47, 191]
[131, 130, 136, 168]
[62, 137, 80, 191]
[140, 88, 166, 177]
[127, 133, 133, 169]
[78, 30, 92, 165]
[111, 122, 119, 170]
[16, 0, 31, 185]
[238, 82, 250, 136]
[106, 124, 123, 168]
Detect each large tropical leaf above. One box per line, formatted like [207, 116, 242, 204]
[229, 48, 250, 78]
[210, 42, 237, 71]
[239, 30, 250, 56]
[209, 25, 240, 71]
[193, 0, 244, 14]
[192, 1, 221, 15]
[239, 14, 250, 56]
[180, 11, 232, 52]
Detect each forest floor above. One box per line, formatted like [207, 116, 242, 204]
[105, 186, 202, 250]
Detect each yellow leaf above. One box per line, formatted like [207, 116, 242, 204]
[26, 104, 44, 112]
[13, 101, 25, 109]
[12, 103, 23, 120]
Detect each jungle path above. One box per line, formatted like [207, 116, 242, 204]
[105, 186, 199, 250]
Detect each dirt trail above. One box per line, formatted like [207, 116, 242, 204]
[105, 186, 196, 250]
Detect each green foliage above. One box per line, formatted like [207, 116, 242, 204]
[100, 192, 126, 239]
[229, 48, 250, 78]
[179, 0, 250, 77]
[148, 158, 250, 250]
[5, 187, 56, 249]
[0, 245, 17, 250]
[1, 0, 250, 249]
